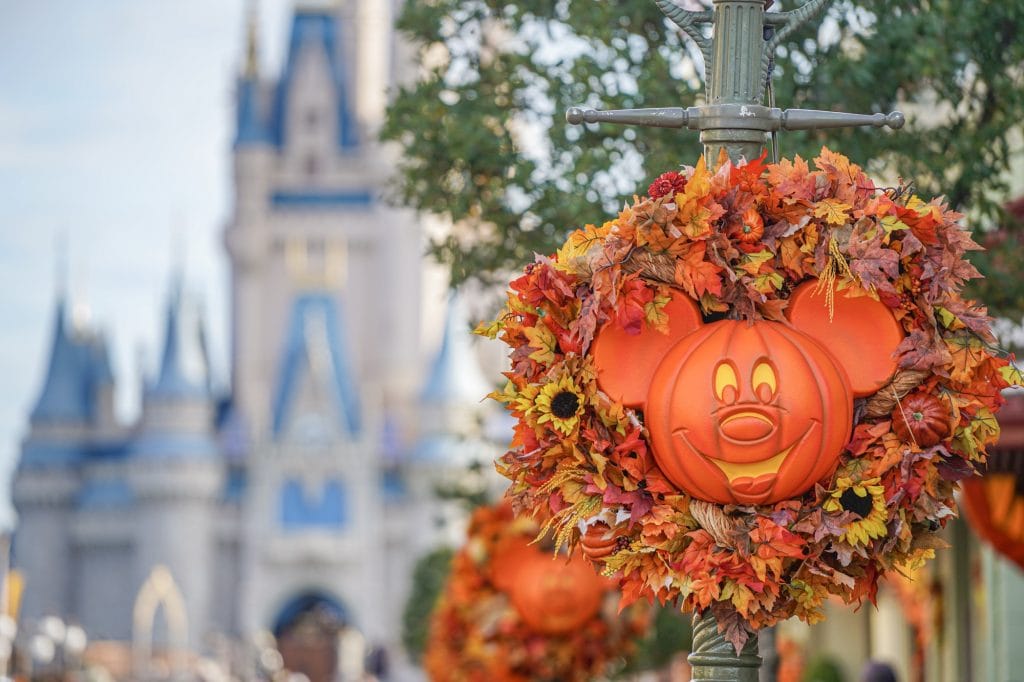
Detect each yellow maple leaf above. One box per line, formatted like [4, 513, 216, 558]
[738, 249, 774, 275]
[672, 157, 715, 238]
[677, 156, 711, 202]
[722, 579, 756, 615]
[906, 195, 943, 221]
[946, 335, 988, 385]
[813, 197, 852, 226]
[754, 271, 785, 293]
[644, 293, 672, 334]
[999, 363, 1024, 387]
[555, 222, 609, 273]
[523, 324, 557, 364]
[473, 319, 503, 339]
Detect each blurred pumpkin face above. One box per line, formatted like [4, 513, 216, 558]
[492, 540, 608, 636]
[646, 321, 852, 505]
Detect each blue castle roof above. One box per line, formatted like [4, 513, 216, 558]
[271, 293, 361, 438]
[420, 293, 491, 405]
[235, 8, 358, 150]
[30, 297, 114, 426]
[148, 278, 211, 399]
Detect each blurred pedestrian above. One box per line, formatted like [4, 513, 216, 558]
[860, 660, 898, 682]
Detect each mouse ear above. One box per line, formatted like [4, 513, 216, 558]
[591, 289, 702, 407]
[787, 280, 904, 397]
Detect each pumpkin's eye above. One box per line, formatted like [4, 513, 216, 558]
[714, 362, 739, 404]
[752, 360, 778, 402]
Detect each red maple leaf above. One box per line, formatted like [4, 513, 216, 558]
[615, 275, 655, 334]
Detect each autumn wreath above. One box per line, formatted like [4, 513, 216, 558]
[424, 502, 649, 682]
[479, 148, 1021, 650]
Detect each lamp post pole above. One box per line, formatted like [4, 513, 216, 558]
[565, 1, 905, 680]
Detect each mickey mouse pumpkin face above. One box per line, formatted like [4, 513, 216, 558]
[646, 321, 852, 504]
[592, 281, 904, 505]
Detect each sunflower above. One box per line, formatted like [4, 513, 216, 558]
[823, 476, 888, 546]
[506, 382, 540, 420]
[533, 374, 586, 437]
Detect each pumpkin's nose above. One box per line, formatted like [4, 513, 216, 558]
[720, 411, 774, 441]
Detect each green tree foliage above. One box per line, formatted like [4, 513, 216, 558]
[620, 605, 693, 674]
[382, 0, 1024, 316]
[802, 655, 847, 682]
[401, 546, 455, 662]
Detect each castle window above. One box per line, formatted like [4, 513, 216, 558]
[306, 237, 326, 272]
[280, 478, 348, 530]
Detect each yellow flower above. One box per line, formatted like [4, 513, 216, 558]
[508, 383, 540, 418]
[533, 374, 585, 437]
[823, 476, 888, 546]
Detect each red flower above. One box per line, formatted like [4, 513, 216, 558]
[647, 171, 687, 199]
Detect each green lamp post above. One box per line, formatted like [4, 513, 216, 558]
[566, 2, 905, 680]
[567, 0, 905, 163]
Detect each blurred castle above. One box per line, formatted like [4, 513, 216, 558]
[11, 2, 494, 678]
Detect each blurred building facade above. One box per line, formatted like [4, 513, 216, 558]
[12, 3, 493, 679]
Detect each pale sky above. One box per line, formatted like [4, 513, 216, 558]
[0, 0, 298, 527]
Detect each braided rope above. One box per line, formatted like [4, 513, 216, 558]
[862, 370, 929, 419]
[622, 248, 676, 284]
[689, 499, 740, 547]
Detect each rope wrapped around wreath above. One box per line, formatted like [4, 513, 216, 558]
[689, 499, 740, 547]
[622, 248, 676, 284]
[862, 370, 930, 418]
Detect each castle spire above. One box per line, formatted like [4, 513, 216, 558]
[235, 0, 271, 146]
[150, 272, 211, 399]
[29, 248, 114, 429]
[55, 230, 68, 302]
[243, 0, 260, 79]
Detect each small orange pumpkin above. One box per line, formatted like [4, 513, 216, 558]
[892, 393, 951, 447]
[733, 206, 764, 244]
[580, 522, 618, 561]
[493, 539, 609, 636]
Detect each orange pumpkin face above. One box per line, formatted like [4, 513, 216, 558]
[492, 540, 609, 636]
[647, 321, 852, 504]
[593, 281, 904, 505]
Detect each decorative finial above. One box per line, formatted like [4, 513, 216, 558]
[55, 229, 69, 300]
[170, 213, 186, 300]
[243, 0, 260, 78]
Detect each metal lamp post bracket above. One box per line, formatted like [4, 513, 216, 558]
[568, 0, 905, 162]
[566, 104, 905, 133]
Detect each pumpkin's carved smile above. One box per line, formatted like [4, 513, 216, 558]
[674, 421, 818, 504]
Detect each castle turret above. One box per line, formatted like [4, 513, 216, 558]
[128, 276, 222, 650]
[28, 296, 116, 436]
[15, 293, 118, 623]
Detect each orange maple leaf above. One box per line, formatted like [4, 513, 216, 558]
[765, 155, 815, 201]
[674, 242, 724, 299]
